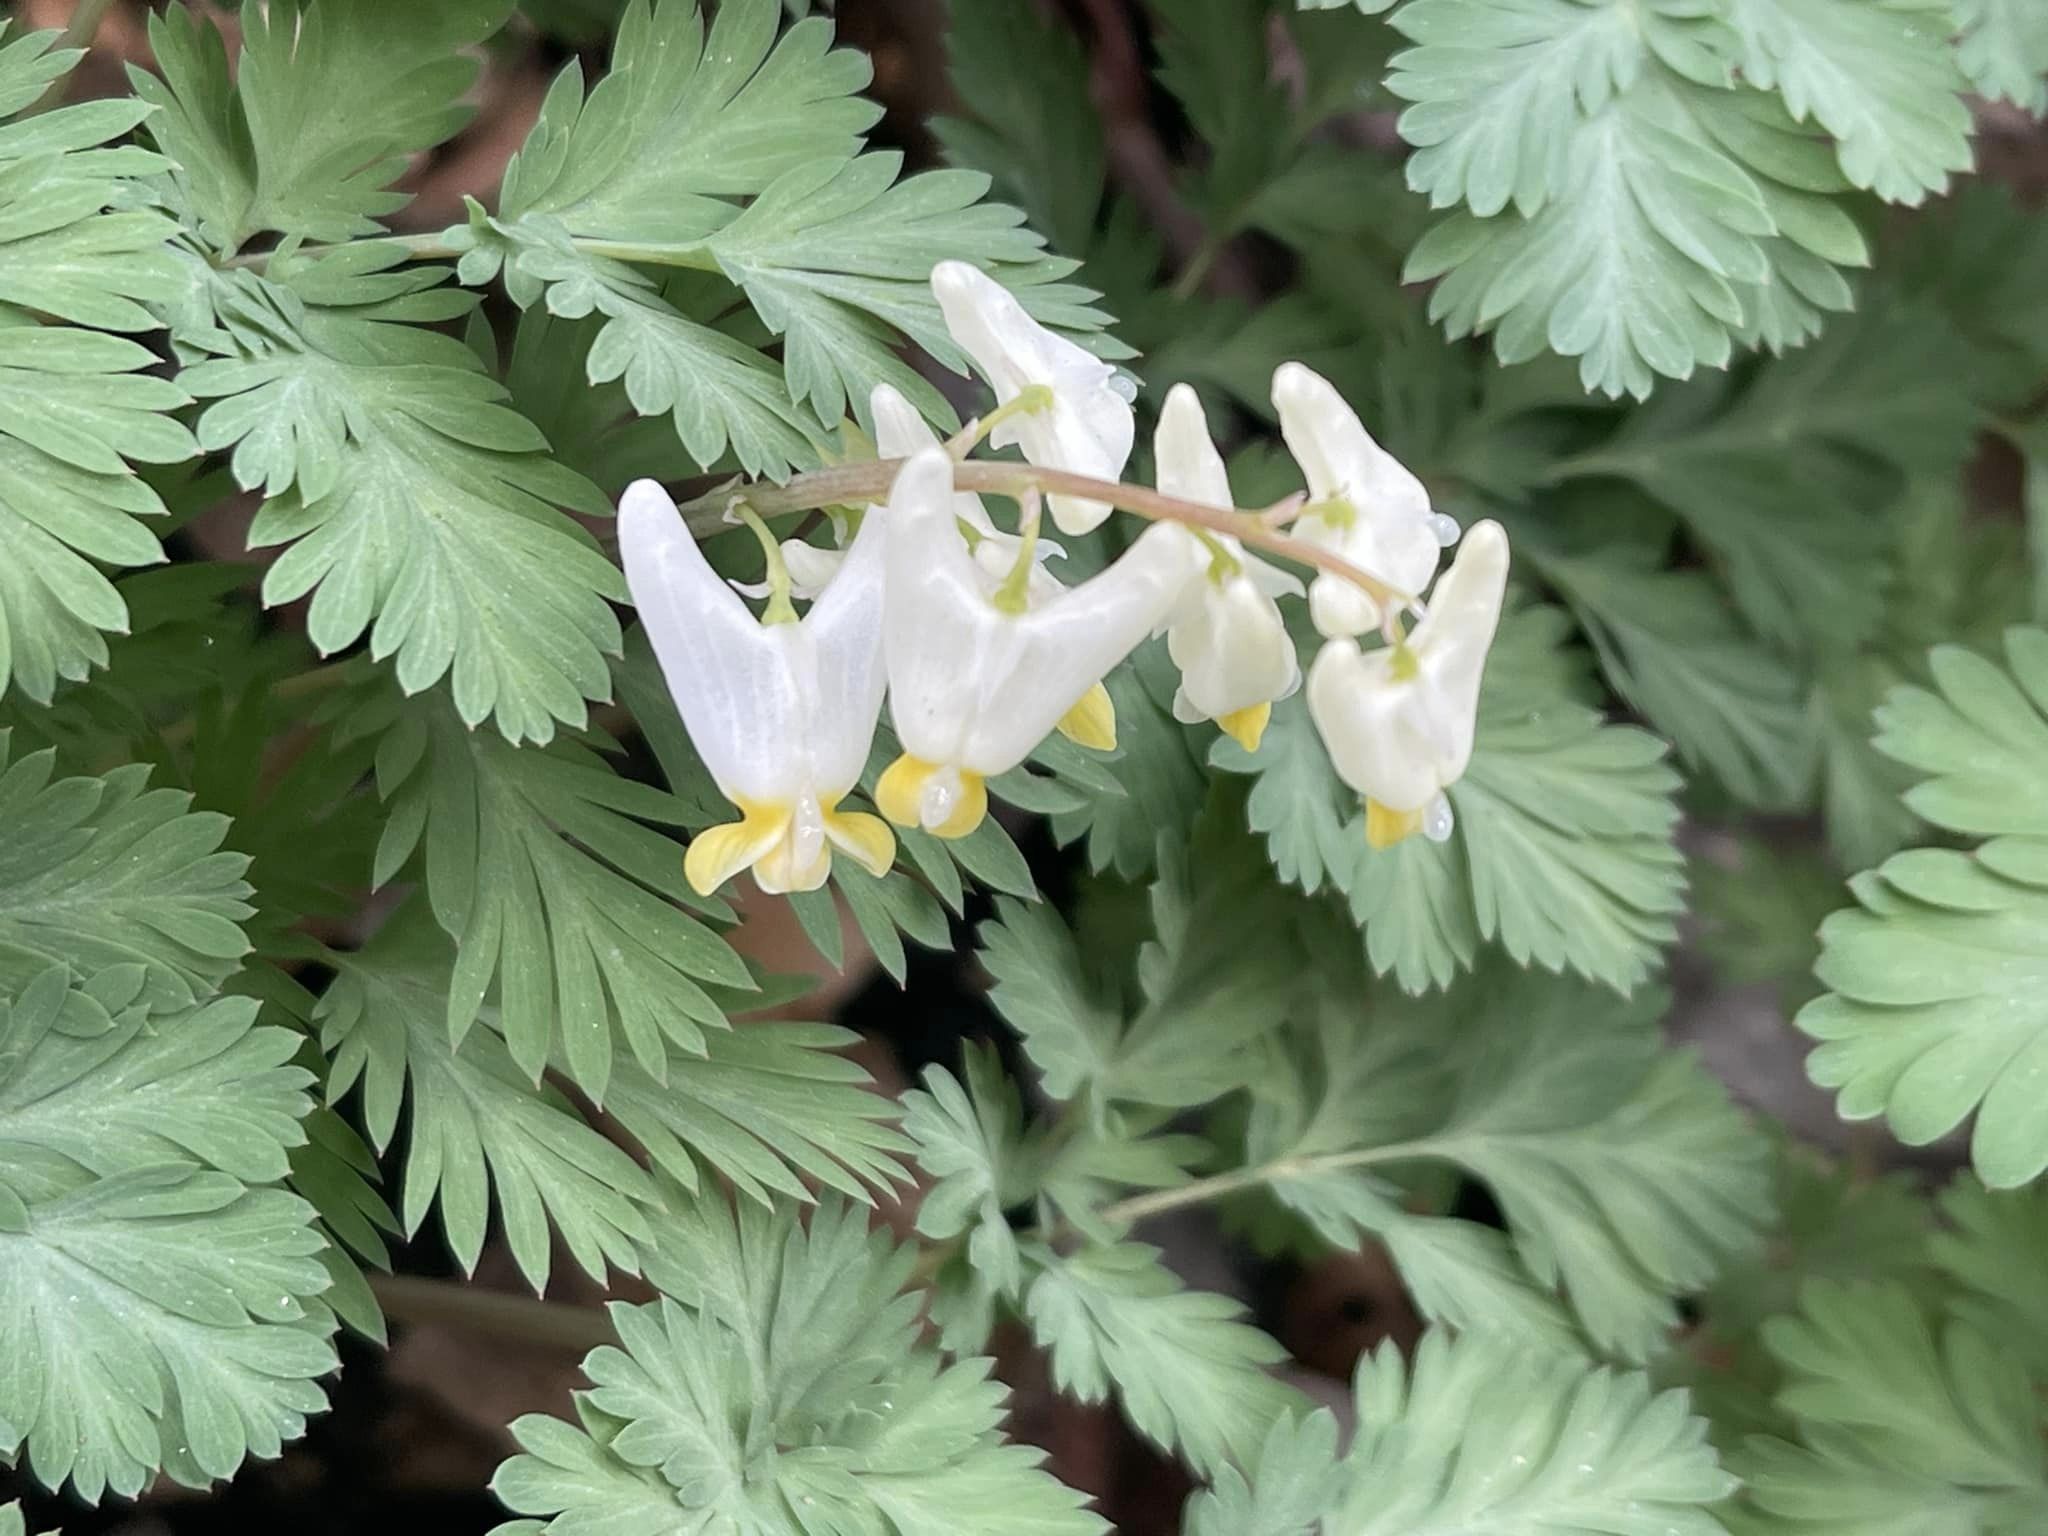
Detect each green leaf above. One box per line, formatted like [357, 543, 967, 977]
[1535, 543, 1810, 805]
[1763, 1281, 2048, 1498]
[1403, 45, 1869, 398]
[978, 820, 1297, 1111]
[493, 1189, 1104, 1536]
[1248, 964, 1767, 1360]
[0, 735, 253, 1018]
[1871, 627, 2048, 838]
[1954, 0, 2048, 114]
[903, 1043, 1031, 1300]
[1216, 603, 1685, 994]
[1799, 836, 2048, 1188]
[179, 249, 623, 745]
[345, 683, 750, 1097]
[460, 0, 1116, 469]
[1183, 1411, 1343, 1536]
[1931, 1176, 2048, 1382]
[693, 151, 1109, 430]
[1725, 0, 1973, 204]
[133, 1, 512, 250]
[1022, 1239, 1301, 1475]
[1046, 645, 1208, 878]
[934, 2, 1106, 254]
[317, 910, 658, 1291]
[0, 968, 334, 1503]
[0, 26, 192, 705]
[600, 1018, 911, 1208]
[1333, 1329, 1735, 1535]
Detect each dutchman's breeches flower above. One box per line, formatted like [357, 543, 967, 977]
[1153, 384, 1303, 752]
[877, 447, 1190, 839]
[1308, 519, 1510, 850]
[619, 479, 895, 897]
[931, 259, 1135, 537]
[1273, 361, 1457, 639]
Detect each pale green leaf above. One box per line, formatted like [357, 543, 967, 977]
[1335, 1329, 1735, 1535]
[493, 1190, 1103, 1536]
[317, 911, 657, 1291]
[0, 969, 333, 1504]
[1726, 0, 1973, 204]
[1800, 836, 2048, 1188]
[1022, 1239, 1301, 1475]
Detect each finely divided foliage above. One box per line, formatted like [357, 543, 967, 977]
[0, 0, 2045, 1529]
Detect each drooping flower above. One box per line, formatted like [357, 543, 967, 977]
[1272, 361, 1457, 639]
[1306, 519, 1510, 849]
[1151, 384, 1303, 752]
[931, 260, 1134, 537]
[619, 479, 895, 896]
[877, 447, 1190, 839]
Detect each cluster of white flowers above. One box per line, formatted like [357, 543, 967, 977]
[622, 262, 1509, 897]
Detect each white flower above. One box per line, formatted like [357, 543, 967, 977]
[619, 479, 895, 896]
[870, 382, 1064, 579]
[878, 447, 1190, 838]
[728, 531, 848, 602]
[1272, 361, 1454, 639]
[1151, 384, 1303, 752]
[1307, 519, 1510, 849]
[931, 260, 1134, 537]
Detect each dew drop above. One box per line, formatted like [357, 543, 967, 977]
[1422, 794, 1455, 844]
[1428, 512, 1462, 548]
[1108, 374, 1138, 404]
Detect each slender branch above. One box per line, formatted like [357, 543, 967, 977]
[370, 1273, 617, 1353]
[221, 231, 460, 272]
[686, 460, 1415, 612]
[1094, 1140, 1441, 1228]
[25, 0, 119, 115]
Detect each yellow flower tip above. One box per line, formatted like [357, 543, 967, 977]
[1217, 701, 1272, 754]
[875, 753, 930, 830]
[875, 753, 990, 839]
[1364, 797, 1426, 850]
[1056, 682, 1118, 753]
[823, 805, 896, 877]
[683, 802, 792, 896]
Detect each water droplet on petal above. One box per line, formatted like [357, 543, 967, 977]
[1428, 512, 1462, 547]
[1423, 794, 1455, 843]
[1108, 374, 1138, 404]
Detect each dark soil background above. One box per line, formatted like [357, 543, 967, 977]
[5, 1, 2042, 1532]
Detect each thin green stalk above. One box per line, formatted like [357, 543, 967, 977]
[24, 0, 118, 115]
[369, 1273, 617, 1353]
[1093, 1139, 1443, 1227]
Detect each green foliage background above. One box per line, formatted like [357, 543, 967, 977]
[2, 0, 2047, 1532]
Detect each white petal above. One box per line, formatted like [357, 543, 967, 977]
[883, 448, 1016, 767]
[1273, 362, 1439, 599]
[619, 479, 805, 802]
[965, 522, 1188, 769]
[1244, 550, 1306, 601]
[870, 381, 999, 538]
[930, 262, 1133, 536]
[932, 261, 1042, 401]
[1307, 640, 1441, 813]
[1307, 571, 1382, 638]
[1154, 384, 1236, 511]
[1168, 577, 1300, 722]
[795, 509, 890, 795]
[1406, 518, 1509, 781]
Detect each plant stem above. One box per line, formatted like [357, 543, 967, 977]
[1093, 1140, 1441, 1227]
[25, 0, 118, 114]
[369, 1274, 617, 1353]
[221, 231, 460, 271]
[688, 460, 1413, 612]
